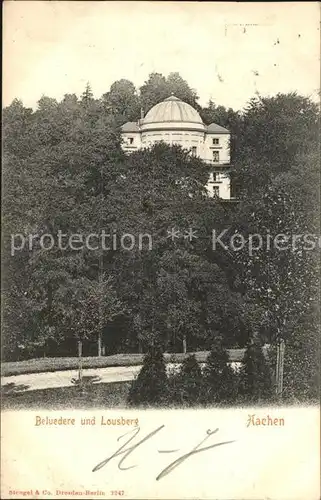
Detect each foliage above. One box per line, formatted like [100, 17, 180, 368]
[203, 336, 238, 405]
[228, 93, 320, 361]
[237, 93, 319, 174]
[239, 338, 273, 403]
[169, 354, 203, 406]
[102, 79, 141, 124]
[110, 142, 245, 353]
[2, 75, 320, 405]
[282, 314, 320, 403]
[140, 72, 199, 111]
[53, 275, 124, 343]
[127, 346, 168, 406]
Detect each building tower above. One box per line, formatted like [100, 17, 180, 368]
[121, 95, 232, 199]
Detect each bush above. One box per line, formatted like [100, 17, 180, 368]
[282, 327, 320, 403]
[169, 354, 203, 406]
[203, 336, 238, 405]
[239, 337, 273, 403]
[127, 345, 168, 406]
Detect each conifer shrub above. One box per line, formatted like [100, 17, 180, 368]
[239, 338, 273, 403]
[202, 336, 238, 405]
[127, 345, 168, 406]
[169, 354, 204, 406]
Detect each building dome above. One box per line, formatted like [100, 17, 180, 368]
[121, 94, 232, 200]
[141, 95, 205, 132]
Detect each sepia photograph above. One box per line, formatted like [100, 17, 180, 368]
[1, 2, 320, 499]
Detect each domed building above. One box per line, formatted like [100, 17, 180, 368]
[121, 95, 232, 199]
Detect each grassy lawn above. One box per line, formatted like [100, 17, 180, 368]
[1, 381, 131, 410]
[2, 349, 246, 377]
[2, 381, 317, 411]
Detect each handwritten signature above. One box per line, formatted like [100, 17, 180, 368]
[92, 425, 236, 481]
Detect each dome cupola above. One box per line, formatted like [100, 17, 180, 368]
[141, 95, 205, 132]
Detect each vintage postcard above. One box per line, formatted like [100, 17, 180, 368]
[2, 2, 320, 499]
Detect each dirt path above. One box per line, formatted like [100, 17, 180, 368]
[2, 361, 241, 394]
[1, 365, 143, 392]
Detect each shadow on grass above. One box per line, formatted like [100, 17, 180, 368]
[2, 381, 131, 411]
[1, 382, 30, 396]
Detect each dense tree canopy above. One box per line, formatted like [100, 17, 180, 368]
[140, 72, 199, 111]
[2, 72, 320, 401]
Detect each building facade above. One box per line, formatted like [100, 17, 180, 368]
[121, 95, 232, 199]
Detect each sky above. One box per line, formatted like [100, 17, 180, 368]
[3, 1, 320, 111]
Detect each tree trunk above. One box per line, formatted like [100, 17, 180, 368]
[138, 339, 143, 354]
[276, 339, 285, 397]
[97, 334, 102, 357]
[164, 330, 170, 353]
[97, 253, 105, 357]
[182, 335, 187, 354]
[275, 342, 280, 394]
[78, 340, 83, 383]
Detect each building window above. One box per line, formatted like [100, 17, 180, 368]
[191, 146, 197, 156]
[212, 151, 220, 163]
[128, 137, 134, 145]
[212, 172, 217, 182]
[213, 186, 220, 197]
[212, 138, 219, 145]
